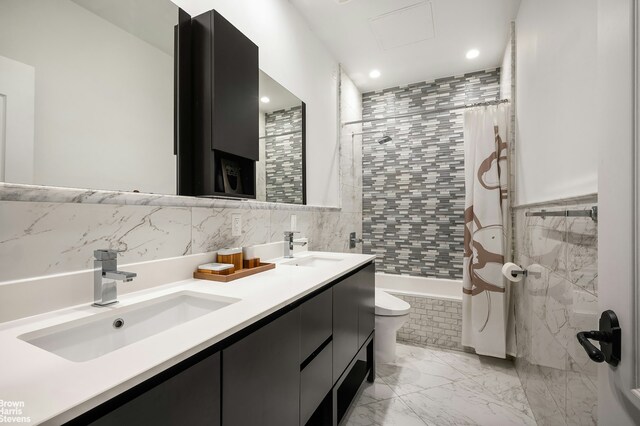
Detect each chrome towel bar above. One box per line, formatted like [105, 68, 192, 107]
[525, 206, 597, 222]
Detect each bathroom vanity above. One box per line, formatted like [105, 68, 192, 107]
[0, 252, 375, 425]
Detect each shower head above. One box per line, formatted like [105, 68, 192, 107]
[378, 136, 392, 144]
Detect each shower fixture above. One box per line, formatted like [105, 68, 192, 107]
[350, 131, 393, 144]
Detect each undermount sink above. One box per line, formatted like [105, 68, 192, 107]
[19, 291, 240, 362]
[281, 255, 345, 268]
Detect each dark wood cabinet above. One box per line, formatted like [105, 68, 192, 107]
[210, 12, 258, 161]
[332, 272, 360, 383]
[299, 288, 333, 425]
[300, 341, 332, 425]
[300, 288, 332, 363]
[332, 264, 376, 383]
[70, 262, 375, 426]
[222, 308, 300, 426]
[182, 9, 258, 197]
[88, 352, 221, 426]
[357, 263, 375, 348]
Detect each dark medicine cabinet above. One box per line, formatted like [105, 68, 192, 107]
[175, 9, 258, 198]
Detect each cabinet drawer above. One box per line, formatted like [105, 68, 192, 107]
[300, 288, 332, 362]
[300, 341, 333, 425]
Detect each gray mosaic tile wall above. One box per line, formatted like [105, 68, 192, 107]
[264, 106, 303, 204]
[394, 293, 465, 352]
[361, 69, 501, 279]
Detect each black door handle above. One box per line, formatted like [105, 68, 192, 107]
[576, 331, 608, 362]
[576, 310, 621, 367]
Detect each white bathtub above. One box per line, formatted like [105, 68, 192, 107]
[375, 272, 462, 302]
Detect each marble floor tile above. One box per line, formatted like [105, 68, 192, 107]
[344, 397, 427, 426]
[355, 381, 398, 406]
[376, 344, 468, 396]
[401, 378, 537, 426]
[394, 342, 446, 360]
[431, 347, 515, 378]
[376, 363, 464, 396]
[468, 369, 521, 396]
[494, 383, 537, 420]
[353, 343, 536, 425]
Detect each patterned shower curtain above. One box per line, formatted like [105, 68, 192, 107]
[462, 104, 510, 358]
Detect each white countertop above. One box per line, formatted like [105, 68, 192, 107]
[0, 251, 376, 425]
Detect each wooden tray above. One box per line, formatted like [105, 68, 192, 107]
[193, 262, 275, 282]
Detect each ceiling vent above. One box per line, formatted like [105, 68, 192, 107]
[369, 1, 435, 51]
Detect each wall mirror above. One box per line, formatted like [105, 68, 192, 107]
[0, 0, 178, 195]
[0, 0, 307, 205]
[257, 71, 306, 205]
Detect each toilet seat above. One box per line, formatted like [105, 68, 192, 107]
[375, 290, 410, 316]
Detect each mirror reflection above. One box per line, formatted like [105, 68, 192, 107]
[0, 0, 178, 194]
[257, 72, 305, 204]
[0, 0, 307, 205]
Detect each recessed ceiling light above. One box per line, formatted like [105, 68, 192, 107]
[466, 49, 480, 59]
[260, 96, 270, 103]
[369, 69, 381, 79]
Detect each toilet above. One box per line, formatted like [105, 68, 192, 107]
[374, 289, 411, 363]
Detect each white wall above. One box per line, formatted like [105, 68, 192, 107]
[500, 34, 513, 101]
[0, 55, 35, 185]
[515, 0, 598, 205]
[0, 0, 175, 194]
[171, 0, 340, 207]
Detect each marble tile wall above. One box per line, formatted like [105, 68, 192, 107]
[333, 68, 363, 254]
[361, 69, 501, 280]
[0, 71, 364, 284]
[264, 106, 304, 204]
[395, 294, 464, 351]
[0, 202, 363, 284]
[513, 195, 598, 425]
[0, 201, 289, 281]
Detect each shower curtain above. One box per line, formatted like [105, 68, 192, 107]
[462, 104, 510, 358]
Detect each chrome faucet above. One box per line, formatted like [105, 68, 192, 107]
[93, 249, 136, 307]
[283, 231, 307, 258]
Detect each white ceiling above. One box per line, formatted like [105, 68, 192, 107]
[289, 0, 521, 92]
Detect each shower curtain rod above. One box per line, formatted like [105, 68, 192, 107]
[343, 98, 510, 127]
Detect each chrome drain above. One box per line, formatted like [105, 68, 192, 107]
[113, 318, 125, 329]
